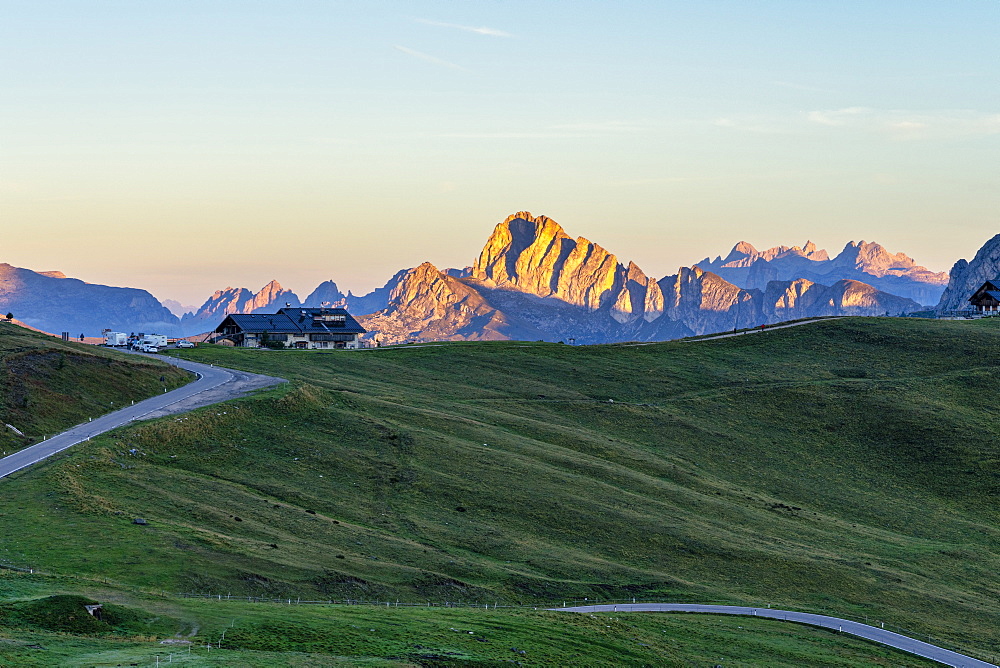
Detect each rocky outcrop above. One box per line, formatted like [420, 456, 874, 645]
[248, 280, 298, 312]
[471, 212, 665, 324]
[0, 263, 179, 337]
[360, 262, 546, 344]
[698, 239, 947, 304]
[472, 212, 621, 311]
[612, 262, 664, 324]
[937, 234, 1000, 311]
[180, 281, 301, 335]
[762, 278, 919, 320]
[659, 267, 760, 333]
[303, 280, 347, 308]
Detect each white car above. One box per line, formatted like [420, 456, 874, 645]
[140, 345, 159, 353]
[176, 340, 195, 348]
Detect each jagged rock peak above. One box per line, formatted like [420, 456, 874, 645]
[410, 261, 441, 281]
[502, 211, 557, 227]
[937, 233, 1000, 310]
[472, 212, 620, 311]
[255, 279, 285, 300]
[304, 280, 346, 308]
[832, 241, 943, 281]
[232, 280, 300, 314]
[387, 262, 453, 306]
[720, 240, 826, 267]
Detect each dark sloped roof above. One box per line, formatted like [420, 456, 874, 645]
[216, 308, 366, 335]
[276, 307, 367, 334]
[217, 313, 300, 333]
[985, 290, 1000, 301]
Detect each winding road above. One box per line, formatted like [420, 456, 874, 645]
[554, 604, 996, 667]
[0, 352, 286, 480]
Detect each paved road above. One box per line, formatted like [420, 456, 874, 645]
[0, 352, 286, 480]
[554, 604, 996, 667]
[682, 317, 843, 342]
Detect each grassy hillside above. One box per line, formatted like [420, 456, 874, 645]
[0, 574, 940, 666]
[0, 323, 191, 454]
[0, 317, 997, 661]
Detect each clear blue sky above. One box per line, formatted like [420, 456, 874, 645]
[3, 1, 998, 305]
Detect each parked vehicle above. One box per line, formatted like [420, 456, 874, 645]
[175, 340, 195, 348]
[139, 334, 168, 348]
[104, 332, 128, 347]
[140, 345, 159, 353]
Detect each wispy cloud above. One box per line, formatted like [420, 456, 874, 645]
[806, 107, 869, 127]
[415, 18, 512, 38]
[393, 45, 468, 72]
[806, 107, 1000, 139]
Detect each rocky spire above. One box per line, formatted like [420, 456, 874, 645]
[936, 234, 1000, 310]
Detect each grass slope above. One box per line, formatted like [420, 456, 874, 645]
[0, 323, 190, 454]
[0, 317, 997, 661]
[0, 573, 940, 666]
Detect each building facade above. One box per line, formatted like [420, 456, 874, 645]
[969, 280, 1000, 313]
[214, 307, 367, 349]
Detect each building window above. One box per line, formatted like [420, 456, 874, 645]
[309, 333, 356, 342]
[314, 314, 347, 327]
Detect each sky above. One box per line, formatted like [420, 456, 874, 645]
[2, 1, 999, 308]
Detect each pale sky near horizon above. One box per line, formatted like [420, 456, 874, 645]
[3, 1, 999, 307]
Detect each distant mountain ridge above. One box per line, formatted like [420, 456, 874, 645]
[0, 263, 179, 337]
[1, 212, 945, 341]
[696, 239, 948, 305]
[178, 273, 411, 336]
[179, 280, 303, 333]
[357, 213, 920, 344]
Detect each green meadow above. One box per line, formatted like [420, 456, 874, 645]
[0, 317, 997, 664]
[0, 324, 190, 454]
[0, 573, 941, 666]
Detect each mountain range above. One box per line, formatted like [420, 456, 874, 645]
[0, 263, 178, 337]
[358, 213, 921, 344]
[695, 239, 948, 304]
[0, 212, 970, 342]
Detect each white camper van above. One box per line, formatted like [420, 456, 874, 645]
[104, 332, 128, 347]
[140, 334, 168, 348]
